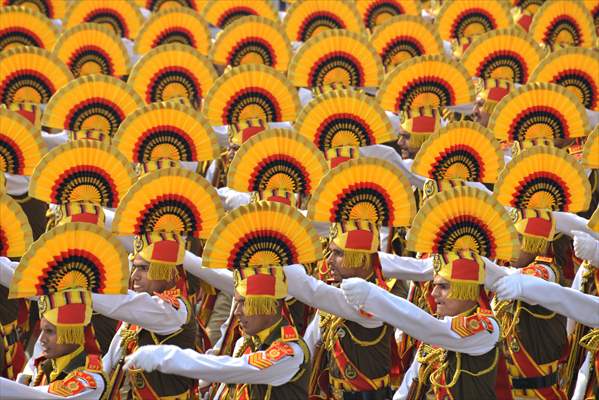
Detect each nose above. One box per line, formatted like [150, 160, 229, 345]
[430, 285, 440, 299]
[233, 300, 243, 318]
[130, 267, 140, 281]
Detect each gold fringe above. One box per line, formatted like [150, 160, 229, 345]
[342, 250, 373, 269]
[56, 325, 85, 345]
[447, 282, 480, 301]
[408, 132, 430, 150]
[147, 263, 177, 281]
[482, 100, 497, 116]
[521, 236, 550, 255]
[243, 297, 278, 316]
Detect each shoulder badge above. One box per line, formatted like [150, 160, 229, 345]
[85, 354, 103, 372]
[154, 288, 182, 310]
[280, 325, 299, 342]
[451, 312, 495, 338]
[521, 264, 550, 280]
[247, 341, 294, 370]
[48, 370, 96, 397]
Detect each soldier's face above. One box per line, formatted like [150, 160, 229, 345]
[431, 276, 477, 318]
[130, 255, 171, 294]
[39, 318, 79, 360]
[327, 242, 354, 282]
[233, 292, 279, 336]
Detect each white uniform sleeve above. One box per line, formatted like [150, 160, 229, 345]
[359, 145, 425, 188]
[554, 211, 599, 239]
[303, 312, 322, 358]
[393, 357, 420, 400]
[361, 283, 499, 355]
[517, 275, 599, 328]
[0, 374, 105, 399]
[103, 326, 124, 373]
[181, 251, 234, 295]
[0, 256, 18, 287]
[133, 343, 304, 385]
[379, 253, 433, 281]
[92, 291, 187, 335]
[284, 264, 382, 328]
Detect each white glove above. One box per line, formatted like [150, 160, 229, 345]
[572, 230, 599, 266]
[492, 273, 525, 301]
[124, 345, 175, 372]
[340, 278, 372, 307]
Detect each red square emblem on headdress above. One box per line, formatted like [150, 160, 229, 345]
[488, 86, 510, 102]
[524, 217, 553, 238]
[346, 229, 374, 251]
[246, 274, 276, 296]
[152, 240, 180, 263]
[71, 212, 99, 224]
[56, 303, 87, 324]
[450, 258, 480, 281]
[412, 116, 436, 133]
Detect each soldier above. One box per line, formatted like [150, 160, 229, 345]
[123, 267, 311, 399]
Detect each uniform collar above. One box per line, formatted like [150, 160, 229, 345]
[50, 345, 83, 382]
[252, 318, 283, 347]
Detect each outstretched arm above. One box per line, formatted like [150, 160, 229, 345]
[123, 343, 303, 385]
[493, 274, 599, 328]
[341, 278, 499, 355]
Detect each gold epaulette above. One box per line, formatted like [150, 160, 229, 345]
[281, 325, 299, 342]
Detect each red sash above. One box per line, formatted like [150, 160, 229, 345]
[508, 335, 567, 400]
[331, 339, 384, 391]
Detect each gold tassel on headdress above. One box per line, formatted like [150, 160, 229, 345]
[342, 250, 373, 269]
[242, 297, 279, 316]
[147, 263, 178, 281]
[56, 325, 85, 345]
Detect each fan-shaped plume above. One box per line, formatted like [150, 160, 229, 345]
[583, 126, 599, 168]
[203, 64, 300, 125]
[356, 0, 421, 30]
[377, 54, 475, 112]
[294, 89, 396, 151]
[135, 7, 211, 56]
[530, 0, 596, 49]
[128, 43, 217, 109]
[113, 101, 220, 163]
[1, 0, 68, 19]
[42, 74, 144, 135]
[134, 0, 207, 12]
[0, 46, 73, 105]
[202, 201, 323, 268]
[202, 0, 278, 29]
[288, 29, 383, 88]
[52, 23, 130, 78]
[411, 121, 504, 183]
[0, 5, 58, 51]
[112, 167, 224, 239]
[407, 186, 519, 261]
[488, 82, 589, 142]
[371, 15, 443, 70]
[283, 0, 365, 42]
[29, 140, 136, 207]
[210, 16, 292, 72]
[436, 0, 512, 41]
[588, 206, 599, 233]
[0, 108, 47, 175]
[9, 223, 129, 298]
[0, 193, 32, 257]
[494, 145, 591, 212]
[63, 0, 144, 39]
[461, 28, 546, 84]
[227, 128, 328, 195]
[307, 157, 416, 227]
[529, 47, 599, 111]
